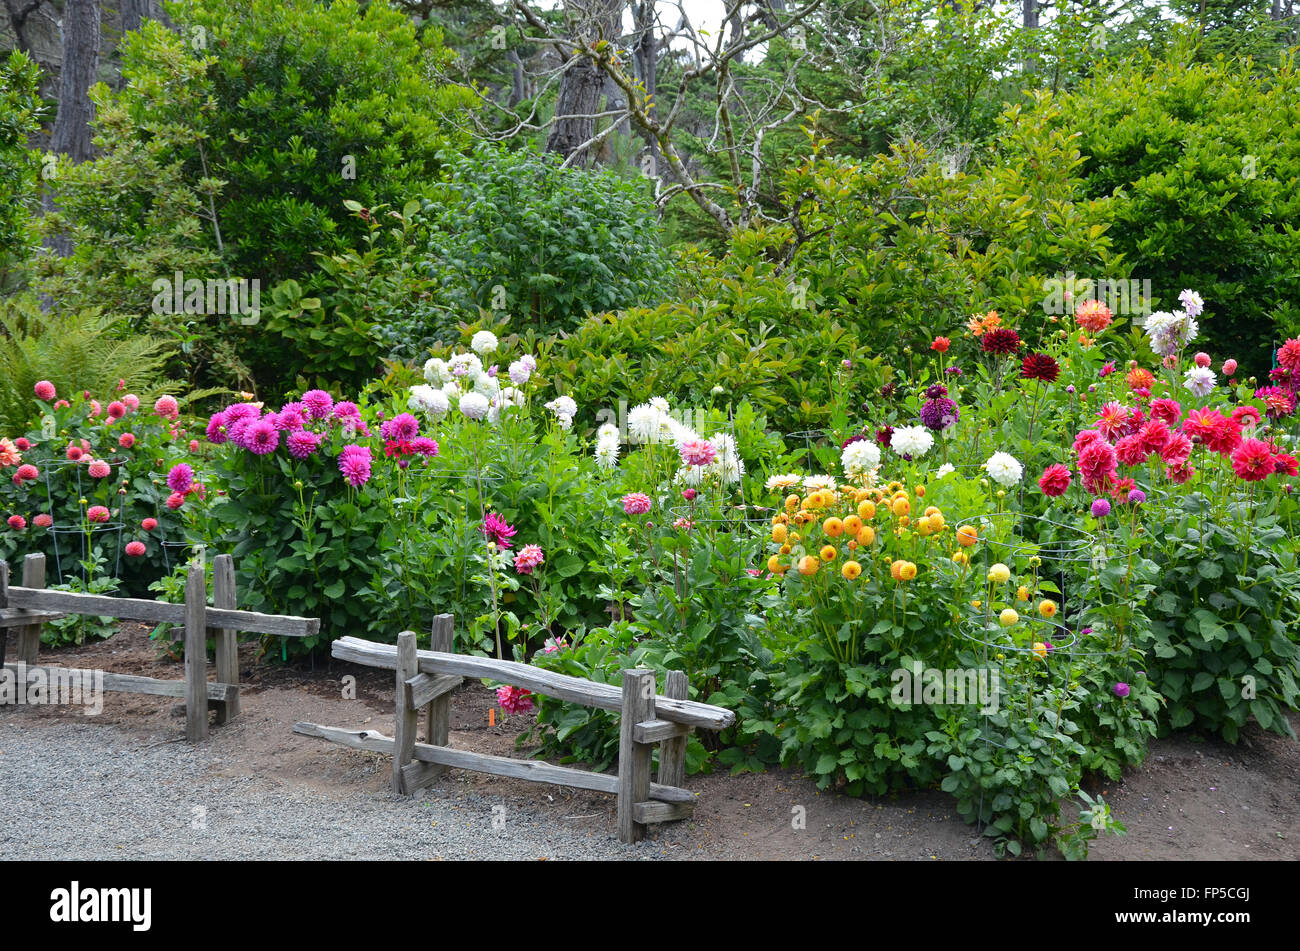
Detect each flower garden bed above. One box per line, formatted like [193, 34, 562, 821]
[3, 309, 1299, 859]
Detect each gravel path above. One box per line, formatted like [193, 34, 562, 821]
[0, 721, 652, 861]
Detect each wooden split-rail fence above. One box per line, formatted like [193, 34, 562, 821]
[295, 619, 736, 844]
[0, 552, 319, 740]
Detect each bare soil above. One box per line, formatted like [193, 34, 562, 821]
[5, 623, 1298, 860]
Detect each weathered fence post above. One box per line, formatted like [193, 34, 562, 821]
[211, 554, 239, 725]
[393, 631, 419, 794]
[617, 668, 656, 844]
[424, 614, 454, 777]
[17, 553, 46, 666]
[658, 670, 689, 790]
[0, 559, 9, 671]
[183, 563, 209, 741]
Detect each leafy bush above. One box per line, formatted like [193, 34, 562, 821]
[0, 50, 42, 287]
[37, 1, 475, 389]
[542, 96, 1118, 437]
[1141, 495, 1300, 740]
[385, 142, 673, 352]
[1053, 51, 1300, 369]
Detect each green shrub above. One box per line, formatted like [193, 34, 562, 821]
[1141, 495, 1300, 741]
[38, 1, 475, 390]
[387, 143, 673, 352]
[0, 50, 42, 287]
[1053, 50, 1300, 369]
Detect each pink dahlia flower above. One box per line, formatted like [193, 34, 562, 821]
[514, 544, 545, 574]
[275, 405, 307, 431]
[1037, 463, 1072, 497]
[13, 463, 39, 484]
[88, 460, 112, 479]
[338, 445, 372, 487]
[125, 541, 147, 557]
[287, 429, 320, 459]
[622, 493, 652, 516]
[7, 514, 26, 531]
[154, 395, 180, 419]
[33, 513, 53, 528]
[87, 505, 110, 524]
[119, 433, 136, 449]
[1231, 438, 1275, 482]
[34, 380, 56, 401]
[679, 439, 718, 467]
[142, 517, 158, 531]
[245, 418, 280, 455]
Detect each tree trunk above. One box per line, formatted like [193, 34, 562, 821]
[120, 0, 171, 34]
[49, 0, 99, 163]
[632, 0, 659, 169]
[545, 0, 623, 168]
[507, 48, 527, 107]
[43, 0, 100, 257]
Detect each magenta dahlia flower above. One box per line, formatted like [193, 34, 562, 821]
[495, 685, 534, 714]
[286, 429, 320, 459]
[167, 463, 194, 494]
[338, 445, 372, 487]
[482, 511, 517, 549]
[245, 418, 280, 455]
[333, 401, 362, 421]
[275, 404, 307, 431]
[381, 413, 420, 442]
[302, 390, 334, 420]
[206, 412, 228, 444]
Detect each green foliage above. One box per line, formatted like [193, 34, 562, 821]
[175, 0, 474, 285]
[0, 299, 181, 433]
[1141, 496, 1300, 741]
[393, 142, 673, 349]
[0, 50, 43, 286]
[546, 101, 1116, 436]
[1054, 51, 1300, 369]
[265, 201, 432, 396]
[37, 0, 475, 390]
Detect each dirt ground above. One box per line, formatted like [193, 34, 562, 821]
[4, 623, 1298, 860]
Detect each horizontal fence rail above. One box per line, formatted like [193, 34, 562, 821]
[331, 635, 735, 731]
[0, 552, 319, 740]
[301, 627, 735, 843]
